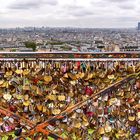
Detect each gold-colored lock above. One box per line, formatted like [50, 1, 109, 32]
[82, 121, 89, 127]
[70, 81, 76, 85]
[15, 69, 23, 74]
[68, 73, 77, 80]
[5, 71, 13, 77]
[52, 109, 61, 115]
[0, 80, 4, 85]
[128, 116, 135, 121]
[44, 75, 52, 83]
[3, 93, 12, 101]
[23, 101, 30, 107]
[36, 104, 43, 111]
[68, 91, 74, 97]
[23, 85, 30, 91]
[47, 95, 57, 101]
[23, 69, 30, 75]
[98, 127, 105, 135]
[24, 94, 29, 101]
[15, 94, 23, 100]
[42, 106, 47, 113]
[74, 122, 81, 128]
[58, 95, 66, 101]
[137, 111, 140, 119]
[104, 123, 112, 133]
[107, 74, 115, 80]
[108, 98, 117, 106]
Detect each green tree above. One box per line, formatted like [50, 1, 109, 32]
[24, 41, 37, 51]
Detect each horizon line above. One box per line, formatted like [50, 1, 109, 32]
[0, 26, 137, 30]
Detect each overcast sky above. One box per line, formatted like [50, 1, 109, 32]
[0, 0, 139, 28]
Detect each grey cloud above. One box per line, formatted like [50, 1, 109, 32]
[0, 0, 139, 28]
[65, 5, 94, 17]
[66, 5, 83, 10]
[105, 0, 132, 3]
[103, 0, 136, 11]
[45, 0, 58, 6]
[116, 16, 139, 21]
[9, 0, 58, 10]
[116, 0, 136, 10]
[69, 10, 94, 17]
[118, 4, 135, 9]
[90, 1, 108, 7]
[9, 1, 40, 9]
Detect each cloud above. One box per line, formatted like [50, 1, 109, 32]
[63, 5, 94, 17]
[116, 0, 137, 10]
[66, 5, 83, 10]
[90, 1, 108, 7]
[116, 16, 139, 22]
[9, 0, 58, 10]
[118, 4, 135, 10]
[105, 0, 132, 3]
[0, 0, 139, 28]
[69, 10, 94, 17]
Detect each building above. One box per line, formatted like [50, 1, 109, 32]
[120, 45, 140, 52]
[137, 23, 140, 48]
[138, 22, 140, 30]
[19, 47, 33, 52]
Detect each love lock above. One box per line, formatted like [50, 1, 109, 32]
[0, 59, 139, 140]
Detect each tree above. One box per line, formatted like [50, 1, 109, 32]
[24, 41, 37, 51]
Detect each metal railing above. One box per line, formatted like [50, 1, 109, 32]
[0, 51, 139, 59]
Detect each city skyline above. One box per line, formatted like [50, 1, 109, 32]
[0, 0, 139, 28]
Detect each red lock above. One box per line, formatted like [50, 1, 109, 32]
[33, 78, 39, 84]
[127, 98, 135, 103]
[76, 61, 81, 70]
[85, 86, 93, 96]
[9, 105, 17, 113]
[86, 111, 94, 117]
